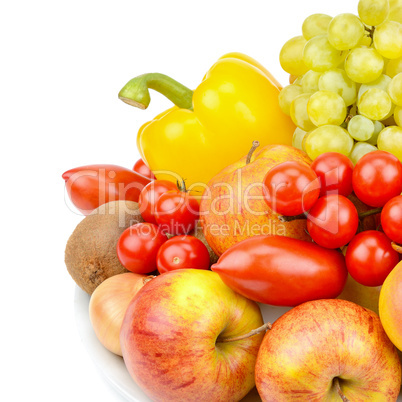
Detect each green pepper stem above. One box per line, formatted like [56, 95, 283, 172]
[118, 73, 193, 110]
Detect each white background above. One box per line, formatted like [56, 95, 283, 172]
[1, 0, 363, 401]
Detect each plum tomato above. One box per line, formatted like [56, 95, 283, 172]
[139, 180, 178, 224]
[311, 152, 354, 197]
[155, 189, 200, 235]
[352, 150, 402, 207]
[345, 230, 399, 287]
[116, 223, 168, 274]
[156, 235, 210, 274]
[381, 195, 402, 245]
[133, 158, 156, 180]
[307, 194, 359, 249]
[262, 161, 320, 216]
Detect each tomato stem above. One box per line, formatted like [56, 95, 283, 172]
[218, 322, 271, 343]
[334, 378, 349, 402]
[358, 208, 382, 219]
[246, 141, 260, 165]
[278, 213, 308, 222]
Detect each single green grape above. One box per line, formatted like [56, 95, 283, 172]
[388, 72, 402, 105]
[292, 127, 308, 150]
[305, 125, 354, 160]
[293, 76, 304, 85]
[348, 115, 375, 141]
[367, 120, 385, 144]
[359, 34, 373, 47]
[318, 68, 357, 106]
[280, 36, 309, 76]
[377, 125, 402, 161]
[386, 56, 402, 77]
[345, 46, 384, 83]
[301, 70, 322, 93]
[388, 0, 402, 23]
[358, 88, 393, 120]
[279, 84, 304, 116]
[350, 142, 379, 165]
[303, 35, 346, 72]
[307, 91, 347, 126]
[290, 93, 317, 131]
[302, 14, 333, 40]
[358, 74, 392, 100]
[328, 13, 365, 51]
[358, 0, 390, 26]
[394, 105, 402, 125]
[373, 21, 402, 59]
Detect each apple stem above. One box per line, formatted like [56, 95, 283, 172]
[392, 242, 402, 254]
[142, 276, 156, 285]
[358, 207, 382, 219]
[218, 322, 272, 343]
[278, 213, 308, 222]
[246, 141, 260, 165]
[334, 378, 349, 402]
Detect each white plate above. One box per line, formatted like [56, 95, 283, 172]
[74, 286, 402, 401]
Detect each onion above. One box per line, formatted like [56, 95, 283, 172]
[89, 272, 152, 356]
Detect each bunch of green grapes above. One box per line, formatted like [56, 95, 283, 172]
[279, 0, 402, 164]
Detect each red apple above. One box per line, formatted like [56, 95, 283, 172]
[255, 299, 401, 401]
[120, 269, 265, 402]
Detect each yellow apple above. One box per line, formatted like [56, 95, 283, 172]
[380, 261, 402, 351]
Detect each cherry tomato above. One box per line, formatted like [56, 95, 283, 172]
[139, 180, 178, 224]
[211, 235, 347, 306]
[156, 236, 210, 274]
[345, 230, 399, 286]
[116, 223, 168, 274]
[133, 158, 156, 180]
[311, 152, 354, 197]
[262, 161, 320, 216]
[155, 190, 199, 235]
[381, 195, 402, 245]
[352, 150, 402, 207]
[307, 194, 359, 249]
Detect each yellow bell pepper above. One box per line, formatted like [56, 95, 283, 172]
[119, 53, 295, 194]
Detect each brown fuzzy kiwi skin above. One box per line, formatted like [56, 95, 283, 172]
[65, 200, 144, 294]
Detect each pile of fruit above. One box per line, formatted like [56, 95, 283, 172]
[63, 0, 402, 400]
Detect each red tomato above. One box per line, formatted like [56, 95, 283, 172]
[352, 150, 402, 207]
[307, 194, 359, 249]
[262, 161, 320, 216]
[211, 235, 347, 306]
[116, 223, 168, 274]
[133, 158, 156, 180]
[381, 195, 402, 245]
[139, 180, 178, 224]
[155, 190, 200, 235]
[62, 164, 151, 215]
[345, 230, 399, 286]
[311, 152, 354, 197]
[156, 236, 210, 274]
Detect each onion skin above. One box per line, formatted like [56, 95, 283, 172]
[89, 272, 148, 356]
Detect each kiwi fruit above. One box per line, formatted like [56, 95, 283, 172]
[65, 200, 144, 294]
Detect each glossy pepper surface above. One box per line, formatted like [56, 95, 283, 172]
[119, 53, 295, 194]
